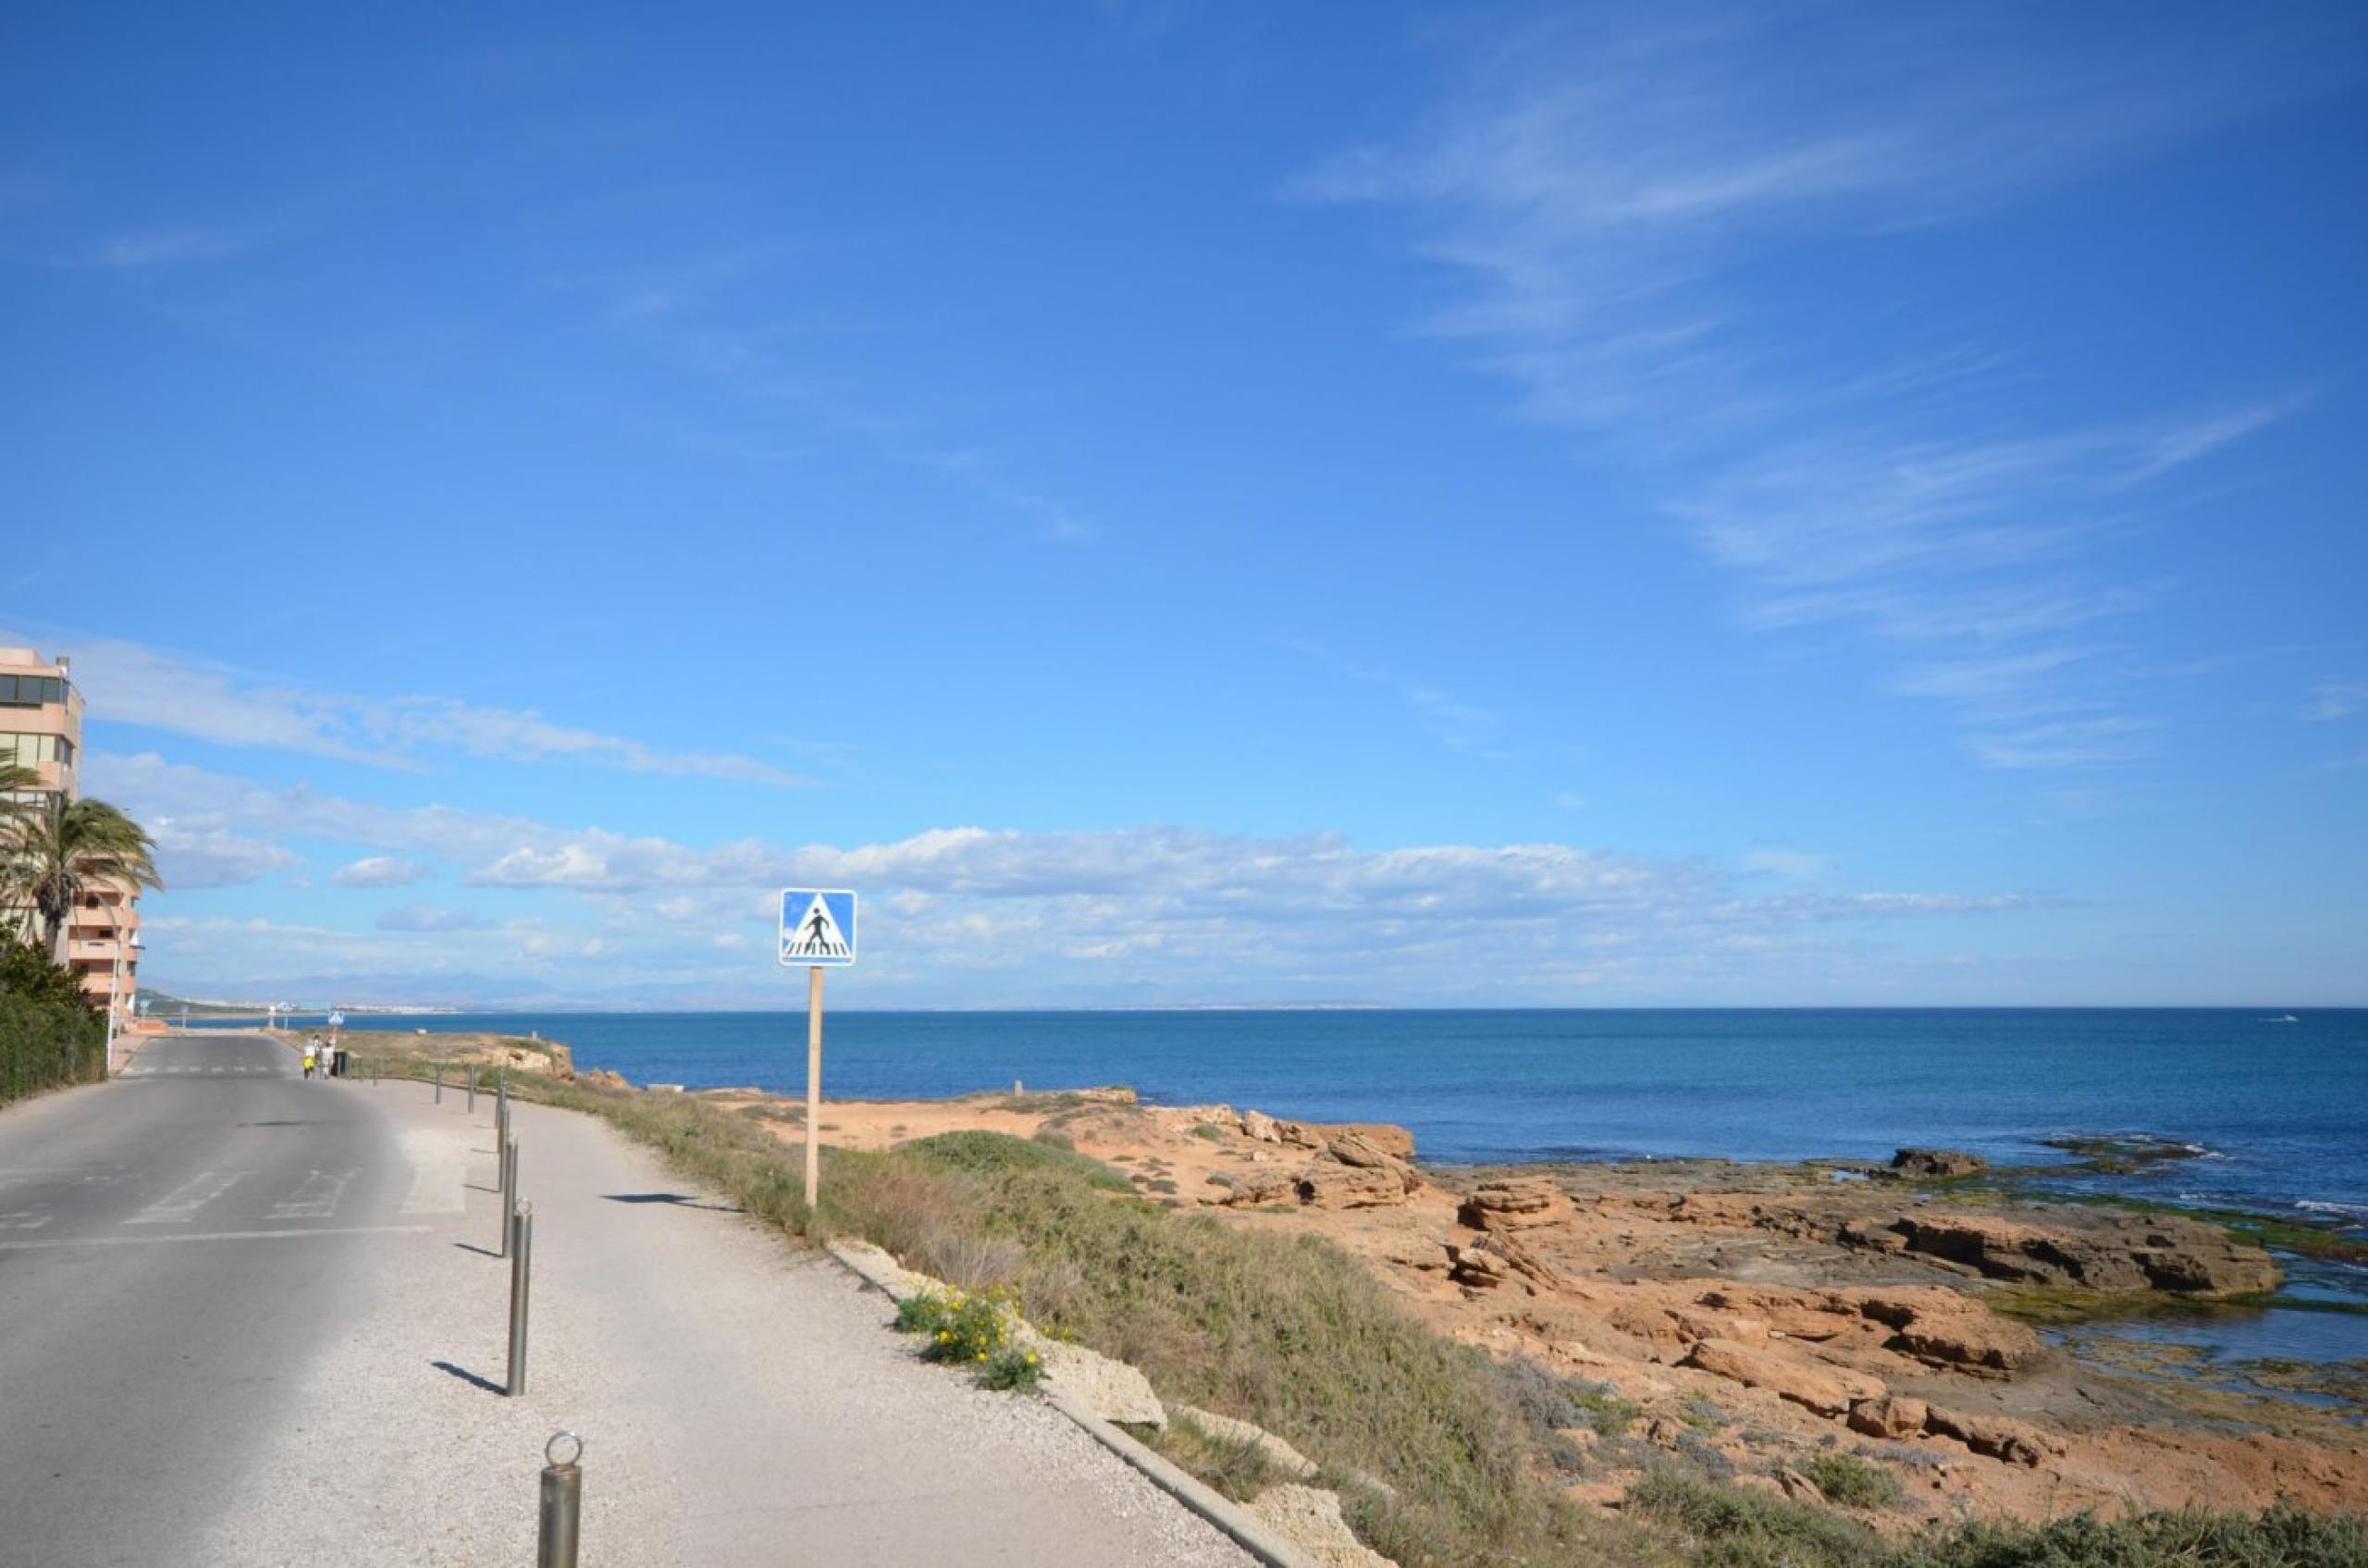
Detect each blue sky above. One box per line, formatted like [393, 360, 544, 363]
[5, 2, 2363, 1007]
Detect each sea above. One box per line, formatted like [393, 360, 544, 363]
[229, 1006, 2368, 1365]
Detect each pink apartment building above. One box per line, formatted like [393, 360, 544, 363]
[1, 647, 142, 1021]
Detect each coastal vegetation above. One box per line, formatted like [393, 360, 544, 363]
[0, 939, 104, 1105]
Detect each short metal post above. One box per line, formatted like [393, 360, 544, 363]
[536, 1431, 581, 1566]
[507, 1201, 533, 1397]
[435, 1064, 443, 1104]
[466, 1069, 475, 1114]
[500, 1133, 519, 1256]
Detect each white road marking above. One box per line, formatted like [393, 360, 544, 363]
[0, 1224, 430, 1252]
[401, 1162, 466, 1216]
[398, 1126, 475, 1216]
[0, 1212, 52, 1230]
[270, 1168, 357, 1221]
[129, 1170, 247, 1225]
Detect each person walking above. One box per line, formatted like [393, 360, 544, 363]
[302, 1040, 317, 1080]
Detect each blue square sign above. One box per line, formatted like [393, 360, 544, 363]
[779, 889, 857, 967]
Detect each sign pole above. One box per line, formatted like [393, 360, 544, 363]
[781, 887, 854, 1210]
[804, 965, 824, 1207]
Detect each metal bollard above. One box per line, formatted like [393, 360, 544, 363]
[536, 1430, 581, 1567]
[500, 1133, 519, 1256]
[467, 1069, 475, 1114]
[435, 1064, 443, 1104]
[507, 1201, 533, 1397]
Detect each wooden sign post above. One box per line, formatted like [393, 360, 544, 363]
[780, 889, 857, 1207]
[804, 964, 824, 1205]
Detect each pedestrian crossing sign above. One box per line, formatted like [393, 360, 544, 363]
[779, 889, 857, 967]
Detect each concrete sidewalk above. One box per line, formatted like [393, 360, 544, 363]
[201, 1074, 1252, 1565]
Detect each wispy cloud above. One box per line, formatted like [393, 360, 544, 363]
[1292, 637, 1506, 754]
[89, 223, 275, 270]
[1310, 5, 2337, 767]
[577, 249, 1097, 543]
[2303, 679, 2367, 722]
[23, 631, 808, 785]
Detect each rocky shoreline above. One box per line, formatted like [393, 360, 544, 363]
[666, 1080, 2363, 1526]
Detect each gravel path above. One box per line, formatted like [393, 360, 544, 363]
[199, 1077, 1254, 1565]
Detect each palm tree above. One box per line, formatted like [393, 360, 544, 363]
[0, 795, 164, 956]
[0, 763, 44, 947]
[0, 762, 39, 816]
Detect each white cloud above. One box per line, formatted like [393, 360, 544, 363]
[22, 631, 807, 785]
[148, 819, 301, 890]
[92, 752, 566, 865]
[376, 904, 489, 932]
[334, 855, 429, 888]
[1742, 847, 1830, 881]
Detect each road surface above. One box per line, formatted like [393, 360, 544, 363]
[0, 1031, 408, 1565]
[0, 1032, 1253, 1566]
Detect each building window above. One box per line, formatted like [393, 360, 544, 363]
[0, 674, 68, 708]
[0, 733, 73, 766]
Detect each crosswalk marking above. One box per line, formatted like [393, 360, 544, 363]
[270, 1168, 357, 1221]
[0, 1212, 51, 1230]
[0, 1224, 430, 1253]
[397, 1127, 474, 1216]
[129, 1170, 247, 1225]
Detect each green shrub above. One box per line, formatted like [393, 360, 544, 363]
[1627, 1472, 1888, 1568]
[1500, 1354, 1643, 1440]
[891, 1284, 1042, 1389]
[1891, 1506, 2368, 1568]
[1802, 1454, 1903, 1511]
[903, 1130, 1132, 1191]
[979, 1347, 1043, 1391]
[0, 942, 105, 1105]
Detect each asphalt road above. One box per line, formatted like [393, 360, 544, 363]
[3, 1038, 1255, 1565]
[0, 1031, 410, 1568]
